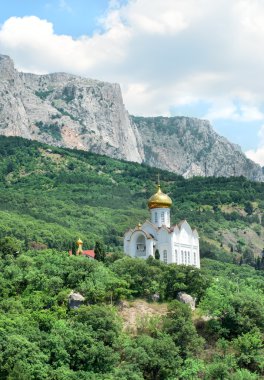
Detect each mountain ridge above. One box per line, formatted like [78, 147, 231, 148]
[0, 54, 263, 181]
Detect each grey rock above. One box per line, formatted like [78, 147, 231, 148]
[177, 292, 196, 310]
[68, 291, 85, 309]
[0, 54, 143, 163]
[132, 116, 263, 181]
[151, 293, 160, 302]
[0, 54, 263, 181]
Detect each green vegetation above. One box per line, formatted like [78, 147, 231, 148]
[0, 135, 263, 264]
[35, 89, 54, 100]
[35, 121, 62, 141]
[53, 106, 79, 121]
[0, 242, 263, 379]
[0, 136, 264, 378]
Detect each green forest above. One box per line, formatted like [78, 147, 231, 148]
[0, 136, 264, 379]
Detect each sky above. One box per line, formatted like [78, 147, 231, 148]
[0, 0, 264, 165]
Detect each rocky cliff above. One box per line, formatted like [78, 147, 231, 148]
[0, 54, 263, 181]
[0, 54, 143, 162]
[132, 116, 263, 181]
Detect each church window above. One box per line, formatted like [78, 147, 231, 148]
[155, 212, 158, 223]
[161, 211, 165, 223]
[181, 250, 183, 263]
[194, 252, 196, 265]
[175, 249, 178, 264]
[163, 250, 167, 263]
[188, 251, 190, 264]
[184, 251, 187, 264]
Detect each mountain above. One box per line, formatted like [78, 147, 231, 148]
[0, 54, 143, 162]
[0, 54, 263, 181]
[132, 116, 263, 180]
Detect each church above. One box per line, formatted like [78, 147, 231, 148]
[124, 183, 200, 268]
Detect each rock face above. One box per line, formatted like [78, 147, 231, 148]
[132, 116, 263, 181]
[0, 54, 143, 162]
[68, 292, 85, 309]
[177, 292, 196, 310]
[0, 54, 263, 181]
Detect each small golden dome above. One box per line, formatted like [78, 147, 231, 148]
[148, 185, 172, 209]
[77, 238, 83, 246]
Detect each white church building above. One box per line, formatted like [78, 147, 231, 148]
[124, 183, 200, 268]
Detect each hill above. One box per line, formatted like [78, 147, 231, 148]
[0, 54, 263, 181]
[0, 136, 264, 378]
[0, 238, 264, 378]
[0, 135, 264, 265]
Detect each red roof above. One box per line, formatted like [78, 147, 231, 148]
[82, 250, 95, 258]
[69, 250, 95, 259]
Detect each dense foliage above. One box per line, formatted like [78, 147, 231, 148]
[0, 136, 264, 378]
[0, 243, 264, 379]
[0, 136, 264, 265]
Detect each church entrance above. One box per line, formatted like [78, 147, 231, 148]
[136, 235, 146, 257]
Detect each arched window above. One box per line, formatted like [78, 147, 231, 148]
[184, 251, 187, 264]
[175, 249, 178, 264]
[155, 212, 158, 223]
[136, 235, 146, 257]
[163, 250, 167, 264]
[161, 211, 165, 223]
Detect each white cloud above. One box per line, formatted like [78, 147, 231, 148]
[0, 15, 129, 74]
[205, 103, 264, 122]
[246, 125, 264, 166]
[1, 0, 264, 125]
[246, 148, 264, 166]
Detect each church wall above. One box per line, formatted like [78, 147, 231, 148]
[146, 238, 154, 258]
[171, 223, 200, 268]
[124, 232, 131, 255]
[141, 222, 157, 239]
[151, 208, 170, 228]
[125, 230, 156, 259]
[156, 229, 173, 263]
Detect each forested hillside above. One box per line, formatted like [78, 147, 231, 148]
[0, 244, 264, 379]
[0, 135, 264, 264]
[0, 136, 264, 379]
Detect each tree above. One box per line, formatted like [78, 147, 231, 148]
[155, 249, 160, 260]
[163, 301, 204, 358]
[244, 202, 254, 215]
[232, 329, 264, 373]
[0, 236, 22, 258]
[123, 333, 182, 380]
[242, 249, 255, 266]
[255, 257, 261, 270]
[71, 241, 77, 256]
[94, 241, 106, 262]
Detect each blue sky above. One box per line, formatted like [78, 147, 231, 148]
[0, 0, 109, 37]
[0, 0, 264, 164]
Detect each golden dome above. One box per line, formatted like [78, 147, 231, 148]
[77, 238, 83, 246]
[148, 185, 172, 209]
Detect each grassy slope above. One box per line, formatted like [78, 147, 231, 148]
[0, 135, 263, 259]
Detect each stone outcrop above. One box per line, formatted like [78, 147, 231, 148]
[68, 291, 85, 309]
[177, 292, 196, 310]
[0, 54, 263, 181]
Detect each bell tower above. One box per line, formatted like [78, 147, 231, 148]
[148, 180, 172, 228]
